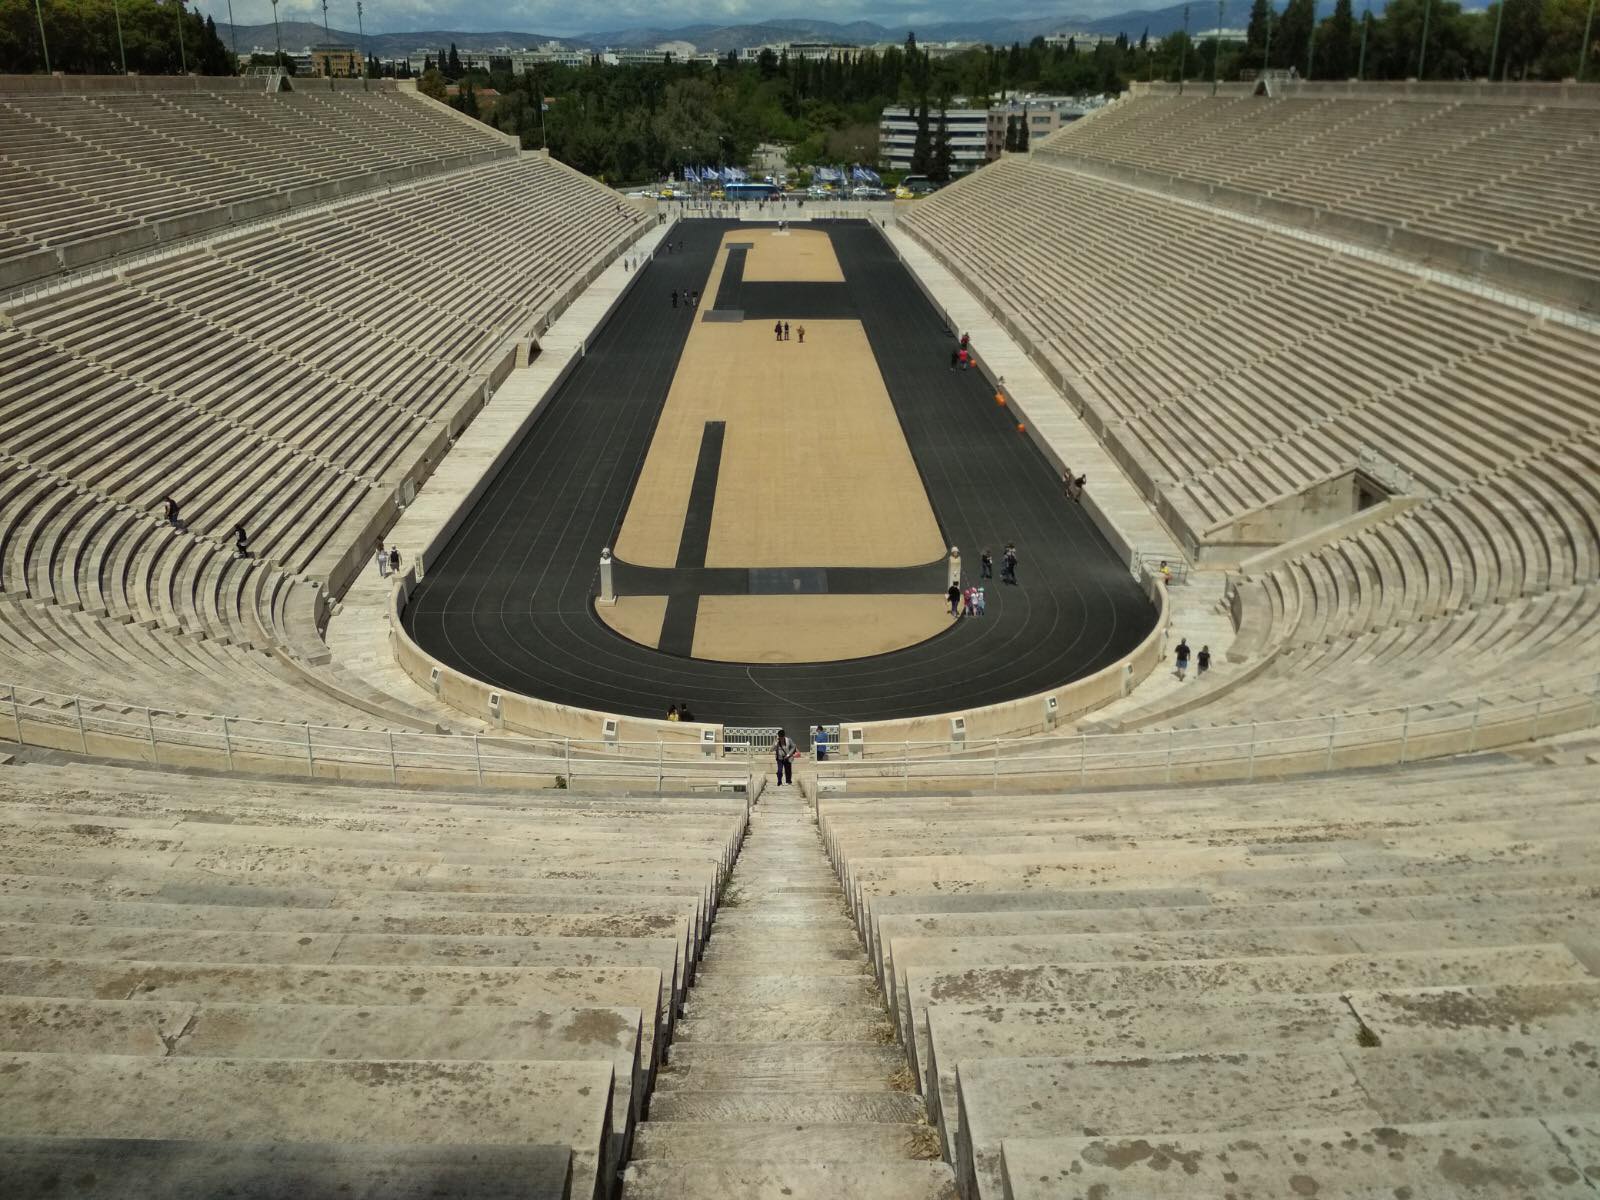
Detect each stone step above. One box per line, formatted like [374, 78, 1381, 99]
[0, 1053, 613, 1200]
[657, 1043, 908, 1092]
[903, 942, 1590, 1091]
[694, 958, 871, 978]
[622, 1159, 959, 1200]
[0, 994, 647, 1146]
[674, 1004, 893, 1043]
[700, 943, 862, 964]
[686, 975, 882, 1006]
[999, 1117, 1597, 1200]
[953, 1041, 1600, 1200]
[923, 980, 1600, 1151]
[0, 1136, 575, 1200]
[633, 1120, 939, 1163]
[647, 1089, 927, 1125]
[708, 932, 859, 955]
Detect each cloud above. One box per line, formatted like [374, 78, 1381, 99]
[195, 0, 1123, 37]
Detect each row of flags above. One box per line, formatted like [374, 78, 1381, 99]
[674, 163, 884, 187]
[813, 164, 884, 186]
[681, 165, 749, 183]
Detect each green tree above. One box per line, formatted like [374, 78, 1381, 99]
[1245, 0, 1276, 68]
[1275, 0, 1316, 68]
[929, 99, 952, 181]
[1316, 0, 1358, 77]
[417, 67, 447, 101]
[909, 97, 931, 173]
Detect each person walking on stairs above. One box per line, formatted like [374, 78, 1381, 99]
[233, 524, 250, 558]
[773, 729, 796, 786]
[1197, 644, 1211, 677]
[163, 496, 181, 527]
[388, 546, 400, 576]
[376, 542, 389, 578]
[1175, 638, 1191, 681]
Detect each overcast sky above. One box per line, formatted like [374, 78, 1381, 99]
[204, 0, 1089, 37]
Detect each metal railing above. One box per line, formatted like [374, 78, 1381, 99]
[2, 685, 760, 795]
[5, 672, 1598, 793]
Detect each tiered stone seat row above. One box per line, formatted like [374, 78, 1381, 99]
[901, 156, 1600, 543]
[0, 761, 749, 1200]
[1035, 93, 1600, 275]
[0, 87, 513, 278]
[0, 152, 647, 735]
[817, 759, 1600, 1199]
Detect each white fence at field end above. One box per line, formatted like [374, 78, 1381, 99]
[4, 672, 1597, 793]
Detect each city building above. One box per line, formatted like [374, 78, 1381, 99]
[985, 94, 1110, 157]
[310, 44, 362, 77]
[878, 105, 989, 174]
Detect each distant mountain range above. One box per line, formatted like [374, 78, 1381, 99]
[217, 4, 1286, 57]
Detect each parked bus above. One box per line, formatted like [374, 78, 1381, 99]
[725, 181, 781, 202]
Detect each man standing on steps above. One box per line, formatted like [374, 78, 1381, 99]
[774, 729, 797, 786]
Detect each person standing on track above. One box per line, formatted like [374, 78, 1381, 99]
[774, 729, 796, 786]
[671, 289, 678, 308]
[797, 325, 806, 344]
[947, 582, 961, 617]
[775, 321, 783, 341]
[783, 322, 790, 341]
[1002, 543, 1018, 585]
[981, 549, 993, 580]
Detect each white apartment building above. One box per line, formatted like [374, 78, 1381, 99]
[878, 105, 989, 173]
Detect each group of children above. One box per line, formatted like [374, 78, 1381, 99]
[949, 330, 973, 371]
[946, 581, 988, 618]
[670, 289, 699, 309]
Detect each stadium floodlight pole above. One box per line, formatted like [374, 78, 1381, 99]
[356, 0, 367, 89]
[32, 0, 50, 73]
[1417, 0, 1432, 78]
[1306, 0, 1317, 79]
[175, 0, 188, 74]
[1263, 3, 1273, 73]
[113, 0, 128, 73]
[1356, 0, 1370, 79]
[1487, 0, 1504, 81]
[1179, 3, 1190, 92]
[271, 0, 282, 70]
[1212, 0, 1223, 94]
[226, 0, 239, 68]
[1581, 0, 1597, 81]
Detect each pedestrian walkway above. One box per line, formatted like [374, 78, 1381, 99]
[622, 786, 956, 1199]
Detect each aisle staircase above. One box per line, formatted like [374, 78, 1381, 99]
[622, 785, 957, 1199]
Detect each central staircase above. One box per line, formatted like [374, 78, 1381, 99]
[622, 786, 956, 1199]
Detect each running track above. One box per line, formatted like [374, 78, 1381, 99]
[403, 219, 1156, 737]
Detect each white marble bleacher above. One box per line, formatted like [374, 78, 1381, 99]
[900, 157, 1600, 544]
[0, 125, 648, 744]
[0, 85, 515, 282]
[816, 758, 1600, 1200]
[0, 760, 749, 1200]
[1034, 92, 1600, 274]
